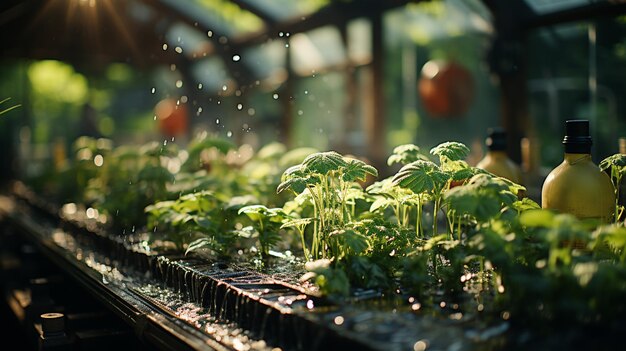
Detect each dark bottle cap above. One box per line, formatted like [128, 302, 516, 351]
[562, 119, 592, 153]
[486, 128, 507, 151]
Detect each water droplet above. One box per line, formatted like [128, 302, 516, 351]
[222, 85, 228, 91]
[197, 107, 203, 115]
[333, 316, 344, 325]
[163, 140, 168, 146]
[218, 36, 228, 44]
[247, 108, 255, 116]
[151, 87, 155, 94]
[177, 36, 181, 43]
[285, 43, 289, 48]
[170, 64, 176, 71]
[272, 93, 279, 100]
[227, 131, 232, 137]
[198, 83, 203, 90]
[153, 115, 157, 121]
[297, 110, 303, 116]
[94, 154, 104, 167]
[236, 103, 243, 110]
[175, 80, 183, 88]
[162, 44, 168, 50]
[216, 118, 220, 124]
[232, 54, 240, 62]
[279, 32, 284, 37]
[304, 90, 308, 94]
[180, 96, 188, 103]
[175, 46, 183, 54]
[306, 300, 314, 309]
[207, 30, 213, 38]
[413, 340, 428, 351]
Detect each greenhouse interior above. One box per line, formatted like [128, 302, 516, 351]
[1, 0, 626, 350]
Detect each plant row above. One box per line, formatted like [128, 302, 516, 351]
[30, 134, 626, 328]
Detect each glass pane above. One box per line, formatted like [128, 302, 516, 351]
[236, 0, 330, 22]
[290, 26, 346, 76]
[524, 0, 594, 15]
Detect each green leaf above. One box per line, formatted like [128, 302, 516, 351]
[392, 160, 440, 194]
[370, 197, 394, 213]
[277, 176, 316, 194]
[387, 144, 429, 166]
[430, 141, 470, 162]
[185, 238, 214, 255]
[342, 157, 378, 182]
[519, 209, 555, 228]
[330, 229, 370, 254]
[256, 142, 287, 160]
[512, 198, 540, 212]
[600, 153, 626, 172]
[281, 217, 314, 230]
[301, 151, 347, 174]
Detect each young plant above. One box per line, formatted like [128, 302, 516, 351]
[238, 205, 290, 258]
[599, 153, 626, 223]
[146, 190, 237, 256]
[277, 151, 378, 259]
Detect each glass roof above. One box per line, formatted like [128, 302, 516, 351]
[291, 26, 346, 76]
[165, 23, 214, 59]
[192, 57, 234, 92]
[236, 0, 331, 22]
[524, 0, 594, 15]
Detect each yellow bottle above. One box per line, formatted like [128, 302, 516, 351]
[541, 120, 615, 221]
[476, 128, 522, 184]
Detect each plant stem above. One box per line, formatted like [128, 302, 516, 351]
[433, 196, 440, 235]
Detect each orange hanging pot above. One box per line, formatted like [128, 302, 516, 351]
[418, 60, 474, 118]
[155, 98, 188, 138]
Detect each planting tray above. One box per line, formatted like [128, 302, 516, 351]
[1, 190, 513, 351]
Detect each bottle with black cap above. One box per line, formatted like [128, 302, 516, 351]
[541, 119, 615, 220]
[476, 128, 522, 184]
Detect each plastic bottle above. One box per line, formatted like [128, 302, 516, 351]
[541, 120, 615, 221]
[476, 128, 522, 184]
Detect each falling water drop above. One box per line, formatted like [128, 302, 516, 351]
[198, 83, 203, 90]
[151, 87, 156, 94]
[232, 55, 241, 62]
[216, 118, 220, 124]
[175, 46, 183, 54]
[176, 80, 183, 88]
[272, 93, 279, 100]
[94, 154, 104, 167]
[236, 103, 243, 110]
[207, 30, 213, 37]
[162, 44, 168, 50]
[222, 85, 228, 91]
[227, 131, 232, 137]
